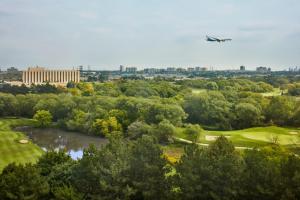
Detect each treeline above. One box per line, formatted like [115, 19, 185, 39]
[248, 75, 300, 87]
[287, 82, 300, 96]
[1, 77, 300, 98]
[1, 136, 300, 200]
[0, 88, 299, 138]
[0, 92, 186, 139]
[0, 80, 189, 98]
[177, 78, 274, 93]
[184, 91, 300, 130]
[0, 82, 63, 94]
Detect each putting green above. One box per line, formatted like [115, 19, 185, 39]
[0, 118, 43, 171]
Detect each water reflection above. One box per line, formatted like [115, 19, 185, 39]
[17, 127, 108, 160]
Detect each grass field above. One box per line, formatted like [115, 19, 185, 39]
[191, 88, 286, 97]
[0, 118, 43, 171]
[166, 126, 300, 162]
[191, 88, 207, 94]
[261, 88, 285, 97]
[175, 126, 300, 148]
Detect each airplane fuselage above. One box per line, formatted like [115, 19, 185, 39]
[206, 36, 231, 42]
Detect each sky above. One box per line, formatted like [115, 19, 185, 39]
[0, 0, 300, 71]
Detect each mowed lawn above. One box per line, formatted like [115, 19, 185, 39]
[191, 88, 207, 94]
[0, 118, 43, 171]
[261, 88, 286, 97]
[191, 88, 287, 98]
[175, 126, 300, 148]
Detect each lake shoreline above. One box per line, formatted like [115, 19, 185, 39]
[15, 126, 108, 160]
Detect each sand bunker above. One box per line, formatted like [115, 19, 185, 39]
[19, 139, 29, 144]
[289, 131, 299, 135]
[205, 135, 231, 141]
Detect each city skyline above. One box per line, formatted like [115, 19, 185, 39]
[0, 0, 300, 70]
[2, 65, 297, 72]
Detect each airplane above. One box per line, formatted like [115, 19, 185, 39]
[206, 35, 232, 42]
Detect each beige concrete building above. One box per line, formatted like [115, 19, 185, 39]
[22, 67, 80, 85]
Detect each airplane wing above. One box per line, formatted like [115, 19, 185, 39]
[206, 36, 217, 41]
[219, 38, 232, 42]
[210, 36, 220, 40]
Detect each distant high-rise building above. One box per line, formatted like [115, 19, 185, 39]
[256, 66, 269, 73]
[126, 67, 137, 73]
[240, 66, 246, 71]
[176, 68, 186, 72]
[289, 66, 300, 72]
[187, 68, 195, 72]
[144, 68, 154, 74]
[166, 67, 176, 73]
[79, 66, 83, 72]
[120, 65, 125, 72]
[195, 67, 208, 71]
[7, 67, 19, 73]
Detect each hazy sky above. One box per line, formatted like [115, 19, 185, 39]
[0, 0, 300, 70]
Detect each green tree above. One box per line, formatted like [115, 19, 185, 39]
[143, 103, 186, 126]
[66, 109, 92, 133]
[184, 92, 232, 130]
[34, 96, 58, 120]
[292, 107, 300, 126]
[16, 94, 40, 117]
[183, 124, 203, 142]
[109, 109, 129, 130]
[71, 139, 133, 199]
[266, 96, 295, 125]
[52, 185, 83, 200]
[92, 117, 122, 137]
[128, 136, 172, 199]
[176, 136, 243, 200]
[240, 147, 286, 200]
[154, 120, 176, 143]
[205, 81, 219, 90]
[33, 110, 53, 128]
[127, 121, 152, 139]
[0, 163, 49, 200]
[0, 93, 18, 116]
[36, 150, 72, 176]
[233, 102, 263, 129]
[77, 82, 94, 96]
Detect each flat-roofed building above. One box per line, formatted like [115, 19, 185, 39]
[22, 66, 80, 85]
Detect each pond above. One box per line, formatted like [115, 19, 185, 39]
[16, 127, 108, 160]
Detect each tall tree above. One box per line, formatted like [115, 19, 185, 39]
[128, 136, 172, 199]
[176, 136, 243, 200]
[0, 163, 49, 200]
[71, 138, 133, 199]
[33, 110, 53, 128]
[266, 96, 295, 125]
